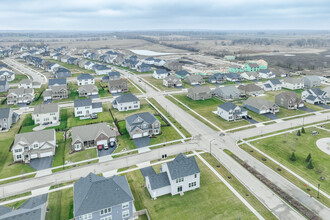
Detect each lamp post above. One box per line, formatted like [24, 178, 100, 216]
[317, 184, 320, 199]
[210, 139, 216, 156]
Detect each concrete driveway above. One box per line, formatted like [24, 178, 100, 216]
[263, 113, 278, 120]
[29, 156, 53, 171]
[298, 106, 315, 112]
[244, 118, 259, 124]
[140, 166, 156, 179]
[97, 144, 117, 157]
[133, 137, 151, 148]
[317, 103, 330, 109]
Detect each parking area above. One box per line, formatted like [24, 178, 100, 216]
[317, 104, 330, 109]
[133, 137, 151, 148]
[97, 143, 117, 157]
[263, 113, 278, 120]
[244, 118, 259, 124]
[299, 106, 315, 112]
[29, 156, 53, 170]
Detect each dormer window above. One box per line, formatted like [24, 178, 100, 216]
[33, 144, 39, 149]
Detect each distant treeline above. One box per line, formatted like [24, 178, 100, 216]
[288, 38, 330, 47]
[231, 38, 330, 47]
[231, 38, 281, 46]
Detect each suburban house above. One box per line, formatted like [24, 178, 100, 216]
[0, 80, 9, 92]
[18, 79, 41, 89]
[216, 102, 248, 121]
[259, 69, 275, 79]
[94, 65, 111, 75]
[108, 71, 121, 81]
[184, 74, 204, 85]
[208, 73, 226, 84]
[228, 65, 243, 73]
[77, 73, 95, 85]
[0, 70, 15, 81]
[0, 108, 19, 131]
[301, 88, 329, 104]
[145, 153, 200, 199]
[282, 78, 304, 90]
[112, 93, 140, 111]
[225, 73, 242, 82]
[73, 173, 134, 220]
[174, 70, 191, 79]
[43, 85, 68, 101]
[303, 75, 321, 88]
[322, 86, 330, 96]
[108, 79, 128, 94]
[263, 79, 282, 91]
[163, 75, 182, 88]
[74, 98, 103, 117]
[137, 63, 151, 72]
[32, 103, 59, 125]
[187, 86, 212, 100]
[71, 123, 116, 151]
[84, 61, 95, 70]
[238, 84, 264, 96]
[12, 129, 56, 163]
[0, 194, 47, 220]
[54, 67, 71, 78]
[241, 71, 259, 81]
[78, 84, 99, 97]
[125, 112, 161, 139]
[153, 69, 168, 79]
[7, 88, 35, 105]
[213, 86, 241, 100]
[48, 78, 67, 88]
[164, 60, 182, 71]
[243, 97, 279, 114]
[275, 91, 304, 109]
[244, 62, 260, 72]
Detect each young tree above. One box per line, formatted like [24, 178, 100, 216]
[306, 153, 312, 162]
[301, 127, 306, 133]
[297, 130, 301, 136]
[290, 152, 296, 161]
[307, 159, 314, 169]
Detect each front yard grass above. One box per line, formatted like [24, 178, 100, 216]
[126, 157, 258, 220]
[250, 127, 330, 194]
[9, 74, 28, 84]
[141, 76, 181, 91]
[48, 59, 95, 74]
[46, 188, 74, 220]
[111, 99, 156, 121]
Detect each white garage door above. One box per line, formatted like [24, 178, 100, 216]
[133, 133, 142, 139]
[40, 152, 53, 157]
[143, 132, 149, 136]
[97, 140, 107, 146]
[31, 154, 38, 159]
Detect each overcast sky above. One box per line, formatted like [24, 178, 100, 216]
[0, 0, 329, 30]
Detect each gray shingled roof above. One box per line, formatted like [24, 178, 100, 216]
[48, 78, 67, 86]
[126, 112, 158, 128]
[114, 93, 139, 104]
[0, 80, 7, 86]
[92, 102, 102, 109]
[283, 77, 302, 84]
[78, 84, 98, 93]
[108, 71, 120, 77]
[33, 103, 58, 114]
[74, 98, 92, 108]
[244, 97, 276, 109]
[167, 153, 200, 180]
[218, 102, 244, 112]
[74, 173, 133, 217]
[148, 172, 170, 190]
[310, 88, 325, 96]
[77, 73, 94, 80]
[175, 70, 190, 77]
[0, 108, 10, 119]
[14, 129, 55, 146]
[71, 122, 116, 144]
[188, 86, 211, 94]
[238, 84, 263, 92]
[270, 79, 281, 85]
[155, 69, 168, 74]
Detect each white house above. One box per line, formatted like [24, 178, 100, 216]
[94, 65, 111, 75]
[240, 71, 259, 81]
[153, 69, 168, 79]
[259, 69, 275, 79]
[77, 73, 95, 85]
[32, 103, 59, 125]
[74, 98, 103, 117]
[263, 79, 282, 91]
[145, 153, 200, 199]
[282, 78, 304, 90]
[0, 70, 15, 81]
[216, 102, 248, 121]
[12, 129, 56, 163]
[112, 93, 140, 111]
[18, 79, 41, 89]
[301, 88, 329, 104]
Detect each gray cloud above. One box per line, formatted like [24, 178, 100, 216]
[0, 0, 329, 30]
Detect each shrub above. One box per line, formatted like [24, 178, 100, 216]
[290, 152, 296, 161]
[307, 160, 314, 169]
[301, 127, 305, 133]
[305, 153, 311, 162]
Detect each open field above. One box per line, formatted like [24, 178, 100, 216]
[249, 127, 330, 194]
[126, 156, 258, 220]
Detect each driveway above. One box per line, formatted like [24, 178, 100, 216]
[317, 104, 330, 109]
[298, 106, 315, 112]
[244, 118, 259, 124]
[88, 94, 99, 99]
[97, 143, 117, 157]
[29, 156, 53, 171]
[263, 113, 278, 120]
[139, 166, 156, 179]
[133, 137, 151, 148]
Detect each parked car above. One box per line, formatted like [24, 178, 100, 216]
[110, 141, 115, 147]
[90, 113, 98, 119]
[98, 145, 103, 150]
[104, 144, 109, 150]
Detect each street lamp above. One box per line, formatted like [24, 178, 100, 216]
[210, 139, 216, 156]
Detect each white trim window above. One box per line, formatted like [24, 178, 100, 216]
[189, 182, 197, 188]
[79, 213, 92, 220]
[176, 177, 184, 183]
[100, 216, 112, 220]
[122, 202, 129, 209]
[122, 210, 130, 218]
[100, 207, 112, 216]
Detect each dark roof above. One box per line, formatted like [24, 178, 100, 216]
[74, 98, 92, 108]
[126, 112, 158, 127]
[55, 67, 70, 73]
[77, 73, 94, 80]
[260, 69, 271, 74]
[95, 65, 111, 71]
[166, 153, 200, 180]
[0, 80, 8, 86]
[0, 108, 10, 119]
[175, 70, 190, 77]
[225, 73, 241, 78]
[218, 102, 239, 111]
[108, 71, 120, 77]
[92, 102, 102, 109]
[155, 69, 168, 74]
[264, 83, 271, 88]
[270, 79, 281, 85]
[74, 173, 133, 217]
[310, 88, 325, 96]
[148, 172, 171, 190]
[114, 93, 139, 104]
[48, 78, 66, 86]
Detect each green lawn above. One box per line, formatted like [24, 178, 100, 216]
[250, 127, 330, 194]
[142, 76, 182, 91]
[0, 114, 35, 179]
[9, 74, 28, 84]
[171, 94, 251, 130]
[126, 157, 257, 220]
[127, 80, 144, 94]
[48, 59, 95, 74]
[111, 99, 156, 121]
[46, 188, 74, 220]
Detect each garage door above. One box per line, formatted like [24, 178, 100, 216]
[143, 132, 149, 136]
[133, 133, 142, 139]
[31, 154, 38, 159]
[40, 152, 53, 157]
[97, 140, 107, 146]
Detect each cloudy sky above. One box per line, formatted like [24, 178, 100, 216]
[0, 0, 329, 30]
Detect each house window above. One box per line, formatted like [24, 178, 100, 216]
[176, 177, 184, 183]
[16, 155, 22, 159]
[122, 202, 129, 209]
[79, 213, 92, 220]
[14, 148, 22, 153]
[189, 182, 197, 188]
[194, 174, 197, 178]
[122, 210, 130, 218]
[77, 111, 82, 115]
[100, 207, 112, 216]
[100, 216, 112, 220]
[177, 186, 183, 192]
[33, 144, 39, 149]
